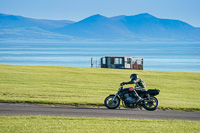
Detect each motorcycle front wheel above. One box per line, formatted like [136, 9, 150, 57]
[143, 97, 159, 111]
[104, 95, 120, 109]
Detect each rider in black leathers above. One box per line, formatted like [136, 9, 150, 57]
[120, 74, 146, 102]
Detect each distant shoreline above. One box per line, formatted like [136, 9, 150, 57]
[0, 42, 199, 72]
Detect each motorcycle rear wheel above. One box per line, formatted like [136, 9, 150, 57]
[104, 95, 120, 109]
[143, 97, 159, 111]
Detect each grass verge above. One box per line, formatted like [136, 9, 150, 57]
[0, 116, 199, 133]
[0, 64, 200, 111]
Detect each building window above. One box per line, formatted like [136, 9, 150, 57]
[102, 58, 106, 64]
[114, 58, 123, 64]
[127, 58, 131, 64]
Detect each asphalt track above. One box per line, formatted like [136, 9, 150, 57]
[0, 103, 199, 121]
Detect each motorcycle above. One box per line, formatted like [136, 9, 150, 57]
[104, 84, 160, 111]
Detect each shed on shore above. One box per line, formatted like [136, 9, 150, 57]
[97, 56, 143, 70]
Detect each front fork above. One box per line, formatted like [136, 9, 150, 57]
[112, 88, 121, 101]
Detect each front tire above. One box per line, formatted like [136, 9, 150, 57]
[143, 97, 159, 111]
[104, 95, 120, 109]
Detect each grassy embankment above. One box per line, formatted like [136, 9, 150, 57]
[0, 64, 200, 111]
[0, 116, 199, 133]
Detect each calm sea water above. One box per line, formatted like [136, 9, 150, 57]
[0, 42, 200, 72]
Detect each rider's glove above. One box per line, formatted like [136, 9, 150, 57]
[120, 82, 125, 86]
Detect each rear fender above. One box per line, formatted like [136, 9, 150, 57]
[145, 89, 160, 96]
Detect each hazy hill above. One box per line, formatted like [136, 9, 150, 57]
[119, 13, 200, 41]
[0, 13, 74, 29]
[55, 14, 132, 40]
[55, 13, 200, 41]
[0, 13, 75, 41]
[0, 13, 200, 42]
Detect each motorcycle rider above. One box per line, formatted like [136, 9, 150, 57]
[120, 74, 146, 102]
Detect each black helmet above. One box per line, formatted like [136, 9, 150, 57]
[130, 74, 138, 80]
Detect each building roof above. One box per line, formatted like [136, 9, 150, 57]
[104, 56, 132, 58]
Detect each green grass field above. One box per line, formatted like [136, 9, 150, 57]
[0, 64, 200, 111]
[0, 116, 199, 133]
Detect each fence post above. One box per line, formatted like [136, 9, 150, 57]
[91, 58, 93, 68]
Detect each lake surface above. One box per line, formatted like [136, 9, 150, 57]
[0, 42, 200, 72]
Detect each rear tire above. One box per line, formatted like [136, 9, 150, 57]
[104, 95, 120, 109]
[143, 97, 159, 111]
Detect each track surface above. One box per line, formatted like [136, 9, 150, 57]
[0, 103, 199, 121]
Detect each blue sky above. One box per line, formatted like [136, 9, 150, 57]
[0, 0, 200, 27]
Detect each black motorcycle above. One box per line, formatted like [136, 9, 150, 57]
[104, 84, 160, 111]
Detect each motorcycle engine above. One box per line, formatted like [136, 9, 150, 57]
[124, 93, 137, 107]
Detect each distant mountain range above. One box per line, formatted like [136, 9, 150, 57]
[0, 13, 200, 42]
